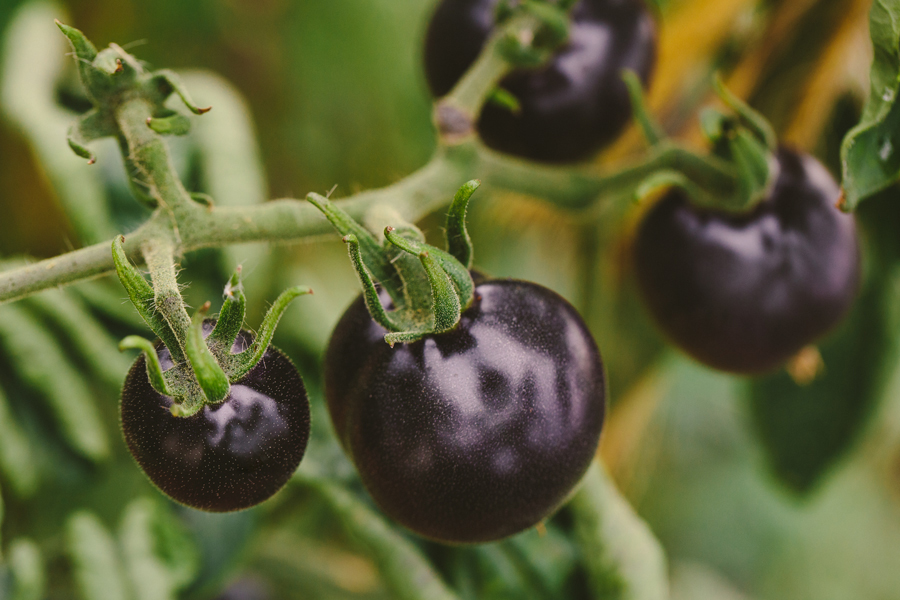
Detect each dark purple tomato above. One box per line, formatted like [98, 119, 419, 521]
[424, 0, 657, 162]
[120, 328, 311, 512]
[325, 278, 606, 544]
[633, 147, 861, 375]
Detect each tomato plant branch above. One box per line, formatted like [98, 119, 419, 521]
[481, 142, 738, 210]
[0, 10, 733, 306]
[435, 30, 513, 137]
[0, 138, 737, 304]
[434, 10, 558, 142]
[115, 96, 199, 214]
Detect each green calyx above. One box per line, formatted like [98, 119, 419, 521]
[309, 180, 481, 346]
[113, 238, 310, 417]
[627, 70, 780, 215]
[56, 21, 210, 170]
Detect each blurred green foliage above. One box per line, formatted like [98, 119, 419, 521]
[2, 0, 900, 598]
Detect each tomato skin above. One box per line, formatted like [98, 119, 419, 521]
[325, 278, 606, 544]
[120, 330, 310, 512]
[633, 148, 861, 375]
[424, 0, 657, 162]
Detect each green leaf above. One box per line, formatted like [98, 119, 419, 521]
[177, 509, 257, 598]
[747, 286, 891, 492]
[66, 512, 131, 600]
[840, 0, 900, 210]
[299, 476, 460, 600]
[119, 498, 198, 600]
[27, 289, 133, 392]
[0, 386, 38, 497]
[0, 304, 109, 461]
[8, 539, 45, 600]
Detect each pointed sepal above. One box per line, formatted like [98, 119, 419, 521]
[111, 236, 185, 363]
[445, 180, 480, 269]
[119, 335, 172, 397]
[185, 302, 230, 405]
[522, 0, 570, 46]
[306, 192, 397, 290]
[343, 235, 409, 332]
[385, 227, 467, 333]
[635, 170, 717, 210]
[207, 266, 247, 354]
[712, 74, 777, 151]
[386, 227, 475, 310]
[228, 286, 313, 381]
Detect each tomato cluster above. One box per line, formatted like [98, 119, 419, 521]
[424, 0, 657, 162]
[325, 278, 606, 543]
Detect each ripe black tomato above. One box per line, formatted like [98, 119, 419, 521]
[120, 327, 311, 512]
[423, 0, 657, 162]
[325, 278, 606, 544]
[633, 147, 861, 375]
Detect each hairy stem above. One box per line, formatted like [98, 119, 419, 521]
[0, 139, 736, 304]
[142, 236, 191, 348]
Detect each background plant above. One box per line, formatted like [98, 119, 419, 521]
[0, 0, 898, 599]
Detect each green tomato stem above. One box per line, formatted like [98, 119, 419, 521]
[141, 236, 192, 352]
[622, 69, 665, 146]
[115, 96, 199, 214]
[434, 13, 548, 142]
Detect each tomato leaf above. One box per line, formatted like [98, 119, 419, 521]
[840, 0, 900, 210]
[66, 512, 130, 600]
[748, 277, 893, 492]
[0, 386, 38, 497]
[8, 539, 45, 600]
[119, 498, 198, 600]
